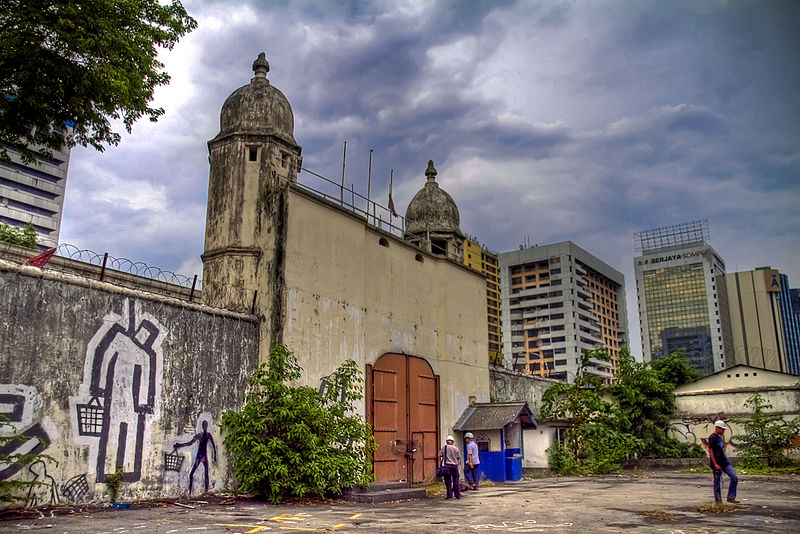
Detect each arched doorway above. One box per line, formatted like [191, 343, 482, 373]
[367, 353, 439, 484]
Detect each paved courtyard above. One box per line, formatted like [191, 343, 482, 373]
[3, 472, 799, 533]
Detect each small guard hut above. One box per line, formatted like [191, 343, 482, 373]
[454, 402, 537, 482]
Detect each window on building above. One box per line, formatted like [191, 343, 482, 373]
[248, 147, 258, 161]
[431, 239, 447, 255]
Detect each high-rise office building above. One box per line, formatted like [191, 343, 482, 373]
[499, 241, 628, 383]
[784, 285, 800, 375]
[726, 267, 796, 373]
[634, 220, 733, 375]
[464, 239, 502, 366]
[0, 126, 71, 245]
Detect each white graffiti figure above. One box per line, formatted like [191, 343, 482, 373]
[70, 299, 165, 483]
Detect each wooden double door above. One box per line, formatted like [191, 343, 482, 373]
[367, 353, 439, 483]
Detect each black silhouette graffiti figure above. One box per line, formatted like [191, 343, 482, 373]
[174, 420, 217, 494]
[87, 300, 160, 483]
[26, 460, 58, 507]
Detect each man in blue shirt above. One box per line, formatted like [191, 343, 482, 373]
[464, 432, 480, 490]
[707, 420, 739, 504]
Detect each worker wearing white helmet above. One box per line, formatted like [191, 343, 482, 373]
[439, 435, 461, 499]
[464, 432, 481, 490]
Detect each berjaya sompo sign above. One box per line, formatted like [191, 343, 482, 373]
[637, 248, 708, 266]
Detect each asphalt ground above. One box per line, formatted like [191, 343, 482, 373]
[2, 471, 799, 533]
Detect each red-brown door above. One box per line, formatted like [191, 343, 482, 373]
[368, 353, 439, 484]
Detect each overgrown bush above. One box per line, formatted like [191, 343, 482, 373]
[733, 393, 800, 468]
[610, 349, 704, 459]
[546, 442, 578, 474]
[540, 349, 642, 475]
[221, 344, 374, 503]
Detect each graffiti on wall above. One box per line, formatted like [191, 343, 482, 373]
[25, 460, 59, 507]
[69, 299, 165, 483]
[0, 384, 57, 480]
[61, 473, 90, 502]
[165, 413, 218, 494]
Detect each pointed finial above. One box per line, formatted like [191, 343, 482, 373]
[252, 52, 270, 79]
[425, 160, 437, 183]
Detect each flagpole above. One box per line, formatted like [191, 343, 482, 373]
[366, 149, 373, 220]
[340, 141, 347, 204]
[388, 168, 398, 219]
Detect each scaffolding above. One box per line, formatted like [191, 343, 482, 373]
[633, 219, 710, 253]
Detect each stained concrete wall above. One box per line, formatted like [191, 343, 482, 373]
[281, 187, 490, 435]
[670, 365, 800, 456]
[490, 368, 559, 414]
[0, 260, 259, 504]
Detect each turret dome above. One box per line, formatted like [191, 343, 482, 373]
[404, 160, 462, 236]
[215, 52, 296, 144]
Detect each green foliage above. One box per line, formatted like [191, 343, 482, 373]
[610, 348, 701, 458]
[0, 222, 38, 249]
[539, 348, 642, 474]
[0, 417, 56, 502]
[649, 349, 702, 387]
[221, 344, 375, 503]
[540, 348, 705, 473]
[105, 467, 124, 502]
[733, 393, 800, 468]
[736, 458, 800, 475]
[0, 1, 197, 163]
[545, 442, 578, 474]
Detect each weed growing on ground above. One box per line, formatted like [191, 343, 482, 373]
[645, 509, 675, 521]
[737, 463, 800, 476]
[697, 502, 740, 513]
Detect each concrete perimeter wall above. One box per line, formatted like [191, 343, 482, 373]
[0, 260, 259, 504]
[490, 368, 561, 468]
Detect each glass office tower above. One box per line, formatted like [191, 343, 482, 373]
[634, 220, 733, 375]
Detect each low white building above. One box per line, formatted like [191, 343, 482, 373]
[670, 364, 800, 455]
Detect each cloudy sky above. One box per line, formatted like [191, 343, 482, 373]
[60, 0, 800, 356]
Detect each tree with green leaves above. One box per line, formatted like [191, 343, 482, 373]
[733, 393, 800, 468]
[221, 344, 374, 503]
[610, 348, 703, 458]
[539, 348, 642, 474]
[0, 222, 38, 249]
[0, 0, 197, 163]
[649, 349, 702, 387]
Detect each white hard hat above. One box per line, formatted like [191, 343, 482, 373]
[446, 435, 455, 442]
[465, 432, 474, 439]
[714, 420, 726, 429]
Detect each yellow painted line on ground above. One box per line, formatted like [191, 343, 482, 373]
[269, 512, 312, 523]
[330, 524, 346, 530]
[214, 524, 271, 533]
[348, 513, 362, 519]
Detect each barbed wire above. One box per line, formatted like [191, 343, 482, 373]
[55, 243, 199, 288]
[0, 242, 261, 315]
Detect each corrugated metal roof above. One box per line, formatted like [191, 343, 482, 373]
[453, 402, 537, 431]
